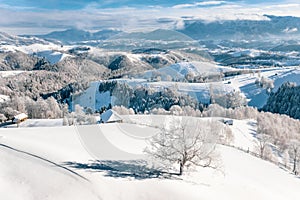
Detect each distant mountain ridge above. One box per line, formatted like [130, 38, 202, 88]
[0, 32, 49, 46]
[24, 15, 300, 45]
[32, 29, 122, 44]
[179, 15, 300, 40]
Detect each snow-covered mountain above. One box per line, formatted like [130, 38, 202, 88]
[33, 28, 122, 44]
[180, 15, 300, 40]
[0, 32, 49, 46]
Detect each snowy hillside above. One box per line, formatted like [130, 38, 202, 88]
[140, 61, 232, 81]
[230, 67, 300, 108]
[72, 78, 239, 111]
[1, 43, 72, 65]
[73, 65, 300, 111]
[1, 116, 300, 200]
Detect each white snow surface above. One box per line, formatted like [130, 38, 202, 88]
[1, 43, 71, 64]
[141, 61, 232, 80]
[1, 116, 300, 200]
[0, 70, 27, 77]
[0, 94, 9, 103]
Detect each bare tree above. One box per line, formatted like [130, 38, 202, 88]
[289, 139, 300, 175]
[255, 133, 271, 159]
[145, 117, 220, 175]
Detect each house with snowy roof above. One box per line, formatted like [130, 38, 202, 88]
[12, 113, 28, 124]
[100, 109, 123, 123]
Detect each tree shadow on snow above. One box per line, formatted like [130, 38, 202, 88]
[247, 120, 258, 137]
[64, 160, 178, 180]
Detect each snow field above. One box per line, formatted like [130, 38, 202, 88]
[1, 116, 300, 200]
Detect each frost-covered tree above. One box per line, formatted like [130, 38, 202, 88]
[0, 113, 7, 122]
[283, 149, 290, 169]
[289, 139, 300, 175]
[150, 108, 169, 115]
[112, 105, 135, 115]
[255, 133, 271, 159]
[46, 97, 62, 118]
[169, 105, 183, 116]
[212, 90, 247, 109]
[74, 104, 86, 125]
[255, 76, 274, 93]
[145, 118, 220, 175]
[263, 82, 300, 120]
[63, 117, 69, 126]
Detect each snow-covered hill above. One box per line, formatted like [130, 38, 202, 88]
[1, 116, 300, 200]
[1, 42, 72, 65]
[140, 61, 232, 81]
[73, 65, 300, 111]
[230, 67, 300, 108]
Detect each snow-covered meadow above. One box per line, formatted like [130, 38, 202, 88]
[1, 116, 300, 200]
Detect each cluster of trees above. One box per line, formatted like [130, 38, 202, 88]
[263, 82, 300, 119]
[98, 81, 248, 114]
[98, 81, 200, 113]
[0, 71, 77, 100]
[256, 112, 300, 174]
[202, 104, 258, 119]
[111, 105, 135, 115]
[63, 104, 97, 126]
[211, 90, 247, 109]
[0, 95, 97, 126]
[0, 95, 63, 120]
[255, 75, 274, 93]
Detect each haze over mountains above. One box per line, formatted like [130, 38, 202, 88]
[21, 15, 300, 44]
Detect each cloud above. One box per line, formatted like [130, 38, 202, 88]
[172, 1, 226, 9]
[1, 1, 300, 35]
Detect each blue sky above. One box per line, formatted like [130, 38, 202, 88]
[0, 0, 299, 35]
[0, 0, 288, 10]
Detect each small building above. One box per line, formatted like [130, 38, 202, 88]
[223, 119, 233, 125]
[100, 109, 123, 123]
[12, 113, 28, 124]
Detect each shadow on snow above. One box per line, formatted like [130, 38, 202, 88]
[64, 160, 179, 180]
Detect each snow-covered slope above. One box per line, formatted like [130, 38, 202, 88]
[1, 43, 72, 65]
[73, 79, 237, 111]
[0, 70, 27, 77]
[1, 116, 300, 200]
[230, 67, 300, 108]
[141, 61, 232, 81]
[0, 32, 72, 65]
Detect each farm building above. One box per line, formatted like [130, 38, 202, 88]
[100, 109, 123, 123]
[223, 119, 233, 125]
[12, 113, 28, 124]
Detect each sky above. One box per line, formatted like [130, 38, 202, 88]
[0, 0, 300, 35]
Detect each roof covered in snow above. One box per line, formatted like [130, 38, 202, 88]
[100, 109, 122, 123]
[13, 113, 28, 123]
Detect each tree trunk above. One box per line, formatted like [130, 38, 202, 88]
[293, 157, 297, 174]
[293, 149, 298, 175]
[179, 162, 184, 176]
[260, 147, 264, 158]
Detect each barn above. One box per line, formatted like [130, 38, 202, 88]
[12, 113, 28, 124]
[100, 109, 123, 123]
